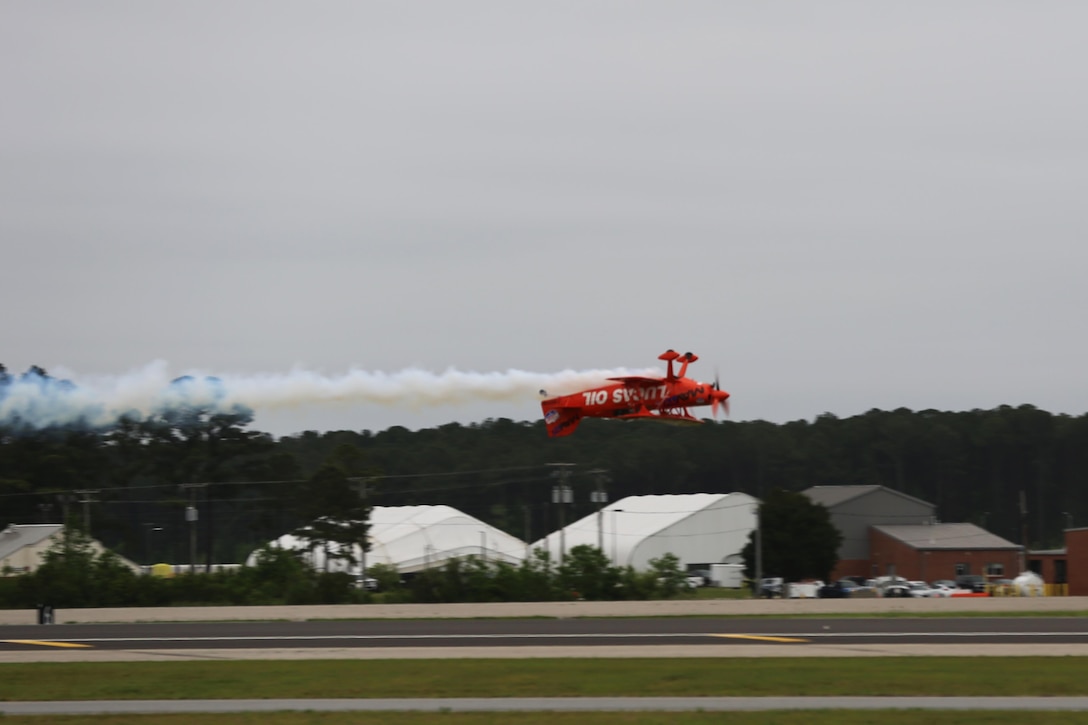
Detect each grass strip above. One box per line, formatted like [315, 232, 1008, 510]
[0, 711, 1084, 725]
[2, 657, 1087, 701]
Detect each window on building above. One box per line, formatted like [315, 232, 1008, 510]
[985, 563, 1004, 576]
[955, 562, 969, 575]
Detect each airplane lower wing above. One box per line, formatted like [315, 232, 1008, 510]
[616, 411, 702, 425]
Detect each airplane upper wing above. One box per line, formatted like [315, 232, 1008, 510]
[606, 376, 665, 385]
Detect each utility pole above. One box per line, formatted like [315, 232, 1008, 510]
[1019, 490, 1029, 574]
[55, 493, 75, 526]
[73, 490, 100, 535]
[588, 469, 610, 553]
[548, 463, 575, 563]
[754, 497, 763, 598]
[348, 477, 373, 581]
[523, 504, 532, 559]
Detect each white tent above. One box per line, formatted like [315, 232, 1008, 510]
[248, 505, 528, 575]
[532, 493, 758, 570]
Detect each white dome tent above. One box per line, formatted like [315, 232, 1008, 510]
[532, 493, 758, 572]
[248, 505, 528, 576]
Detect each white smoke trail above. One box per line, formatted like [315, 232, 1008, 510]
[0, 362, 661, 431]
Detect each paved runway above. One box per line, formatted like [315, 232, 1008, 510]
[3, 595, 1087, 625]
[3, 601, 1086, 712]
[3, 615, 1087, 661]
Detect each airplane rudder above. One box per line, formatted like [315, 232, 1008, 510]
[543, 405, 581, 437]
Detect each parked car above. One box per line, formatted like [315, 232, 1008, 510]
[882, 582, 913, 597]
[687, 569, 712, 587]
[844, 581, 880, 598]
[758, 577, 784, 598]
[907, 581, 939, 597]
[955, 574, 988, 593]
[929, 581, 959, 597]
[787, 580, 825, 598]
[817, 581, 851, 598]
[872, 575, 910, 597]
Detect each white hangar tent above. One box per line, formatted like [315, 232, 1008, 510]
[248, 505, 528, 575]
[532, 493, 758, 571]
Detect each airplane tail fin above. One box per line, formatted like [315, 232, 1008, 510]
[541, 401, 582, 438]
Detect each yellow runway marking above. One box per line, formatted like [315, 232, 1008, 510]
[3, 640, 92, 649]
[711, 634, 809, 644]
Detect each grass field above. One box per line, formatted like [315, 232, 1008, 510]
[0, 713, 1086, 725]
[2, 657, 1087, 701]
[2, 713, 1087, 725]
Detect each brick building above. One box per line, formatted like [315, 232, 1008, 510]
[803, 485, 1025, 584]
[1028, 527, 1088, 595]
[869, 523, 1022, 583]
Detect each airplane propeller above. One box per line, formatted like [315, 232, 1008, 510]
[710, 369, 730, 418]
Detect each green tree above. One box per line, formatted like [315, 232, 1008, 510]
[290, 463, 371, 574]
[648, 552, 686, 597]
[22, 526, 140, 607]
[741, 488, 842, 582]
[557, 544, 622, 600]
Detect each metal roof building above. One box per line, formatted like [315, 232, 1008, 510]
[0, 523, 140, 574]
[803, 484, 935, 567]
[874, 523, 1020, 551]
[532, 492, 758, 570]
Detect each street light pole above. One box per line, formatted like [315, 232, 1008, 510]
[143, 523, 163, 565]
[548, 463, 575, 563]
[612, 508, 624, 566]
[180, 483, 207, 574]
[589, 469, 609, 553]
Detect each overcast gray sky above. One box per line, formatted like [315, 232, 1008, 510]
[3, 2, 1087, 436]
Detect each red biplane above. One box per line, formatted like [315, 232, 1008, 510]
[540, 350, 730, 437]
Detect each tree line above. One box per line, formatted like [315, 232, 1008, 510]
[3, 364, 1085, 571]
[0, 527, 695, 608]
